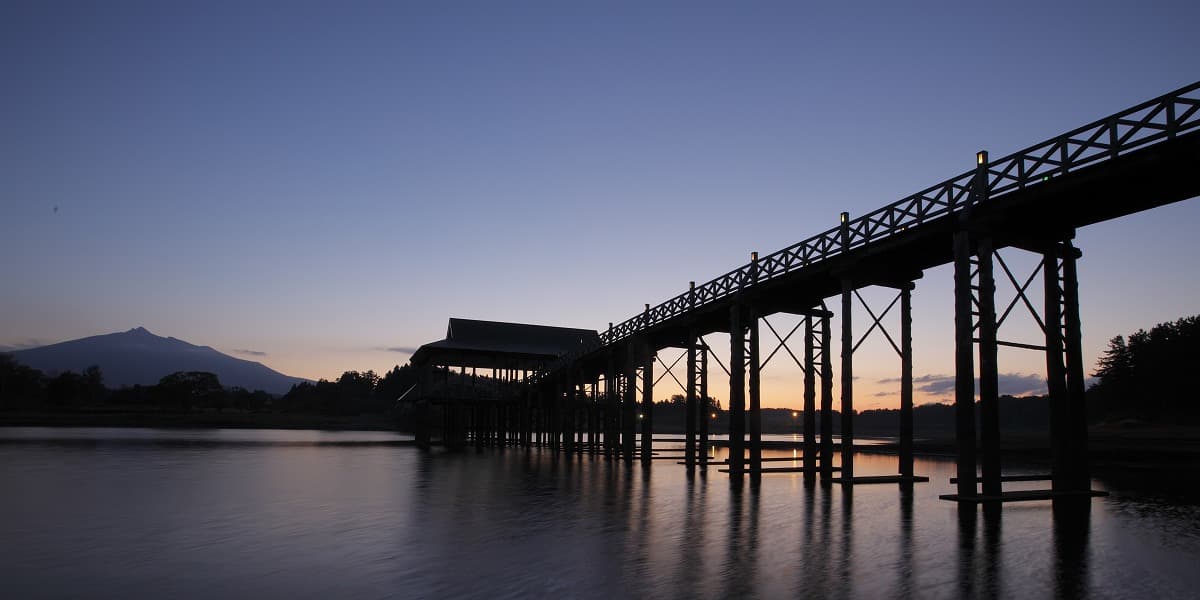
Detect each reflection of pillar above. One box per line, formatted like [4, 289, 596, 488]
[748, 307, 762, 477]
[804, 316, 817, 476]
[729, 305, 746, 477]
[953, 229, 978, 497]
[977, 238, 1001, 497]
[955, 504, 977, 598]
[686, 334, 698, 468]
[840, 281, 855, 480]
[641, 344, 654, 465]
[900, 287, 914, 478]
[1062, 242, 1090, 491]
[1052, 498, 1091, 598]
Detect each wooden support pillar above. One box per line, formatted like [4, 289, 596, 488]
[820, 312, 834, 479]
[699, 344, 709, 468]
[525, 390, 534, 448]
[977, 239, 1002, 497]
[605, 353, 617, 457]
[551, 379, 562, 453]
[685, 333, 698, 469]
[953, 229, 978, 497]
[748, 307, 762, 477]
[589, 379, 598, 454]
[900, 287, 915, 478]
[563, 378, 575, 454]
[803, 315, 817, 476]
[623, 348, 637, 462]
[641, 345, 654, 465]
[1061, 242, 1090, 491]
[840, 280, 855, 480]
[729, 305, 746, 477]
[1045, 246, 1070, 492]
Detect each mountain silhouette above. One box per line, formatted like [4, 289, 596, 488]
[9, 327, 308, 395]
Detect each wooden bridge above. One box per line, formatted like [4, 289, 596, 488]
[409, 81, 1200, 503]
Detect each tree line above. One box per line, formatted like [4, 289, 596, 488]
[1088, 314, 1200, 424]
[0, 355, 416, 417]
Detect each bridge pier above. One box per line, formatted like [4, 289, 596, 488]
[802, 309, 833, 478]
[604, 349, 617, 457]
[1047, 240, 1091, 492]
[840, 279, 855, 481]
[819, 310, 834, 480]
[686, 332, 699, 470]
[640, 341, 654, 465]
[623, 343, 637, 462]
[900, 286, 914, 478]
[977, 237, 1002, 497]
[748, 306, 763, 479]
[697, 339, 710, 469]
[952, 228, 979, 498]
[728, 304, 746, 479]
[589, 378, 599, 454]
[942, 227, 1101, 502]
[563, 376, 576, 454]
[803, 314, 817, 476]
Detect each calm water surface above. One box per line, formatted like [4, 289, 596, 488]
[2, 427, 1198, 599]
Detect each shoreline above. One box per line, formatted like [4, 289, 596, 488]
[0, 410, 401, 432]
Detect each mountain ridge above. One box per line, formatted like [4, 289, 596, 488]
[7, 327, 309, 395]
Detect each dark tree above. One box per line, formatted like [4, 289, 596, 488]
[1088, 315, 1200, 423]
[157, 371, 223, 412]
[0, 354, 46, 409]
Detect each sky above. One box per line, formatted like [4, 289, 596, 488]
[2, 1, 1198, 410]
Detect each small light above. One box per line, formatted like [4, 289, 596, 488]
[976, 150, 988, 165]
[751, 251, 758, 261]
[840, 211, 848, 224]
[711, 412, 717, 419]
[644, 303, 650, 312]
[689, 281, 695, 290]
[792, 411, 798, 418]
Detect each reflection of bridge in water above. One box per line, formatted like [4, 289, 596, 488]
[407, 81, 1200, 504]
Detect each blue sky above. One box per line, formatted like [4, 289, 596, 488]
[2, 1, 1198, 408]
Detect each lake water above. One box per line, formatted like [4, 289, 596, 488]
[2, 427, 1198, 599]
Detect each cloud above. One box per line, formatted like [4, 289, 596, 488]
[877, 372, 1047, 398]
[382, 346, 418, 354]
[996, 373, 1047, 396]
[233, 348, 268, 357]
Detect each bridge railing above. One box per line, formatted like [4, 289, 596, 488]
[536, 81, 1200, 377]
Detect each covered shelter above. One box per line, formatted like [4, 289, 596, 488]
[410, 318, 599, 374]
[406, 318, 599, 448]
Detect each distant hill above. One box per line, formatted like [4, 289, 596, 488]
[9, 327, 308, 395]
